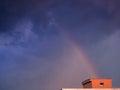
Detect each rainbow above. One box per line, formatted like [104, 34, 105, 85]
[60, 27, 98, 78]
[70, 41, 98, 78]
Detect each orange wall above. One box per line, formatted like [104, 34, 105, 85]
[91, 79, 112, 88]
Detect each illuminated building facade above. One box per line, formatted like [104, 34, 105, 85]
[61, 78, 120, 90]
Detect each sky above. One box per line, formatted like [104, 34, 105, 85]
[0, 0, 120, 90]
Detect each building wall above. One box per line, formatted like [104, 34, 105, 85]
[82, 78, 112, 88]
[91, 79, 112, 88]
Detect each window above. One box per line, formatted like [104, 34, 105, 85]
[100, 83, 104, 86]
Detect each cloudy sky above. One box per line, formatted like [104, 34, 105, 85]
[0, 0, 120, 90]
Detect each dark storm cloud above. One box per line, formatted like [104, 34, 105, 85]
[0, 0, 58, 45]
[1, 0, 120, 38]
[50, 0, 120, 41]
[0, 0, 58, 32]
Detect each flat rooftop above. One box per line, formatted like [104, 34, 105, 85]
[61, 88, 120, 90]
